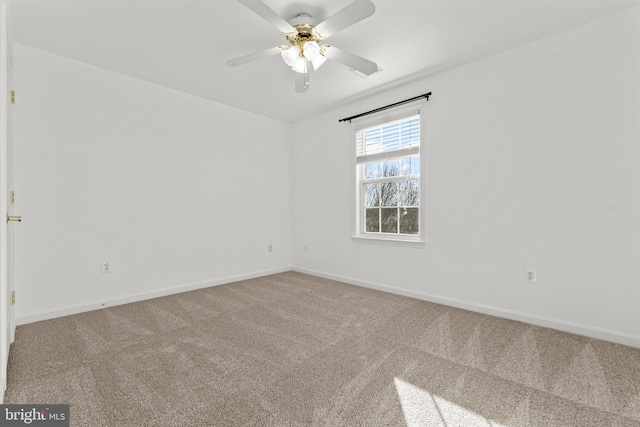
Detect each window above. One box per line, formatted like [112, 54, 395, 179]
[353, 104, 425, 245]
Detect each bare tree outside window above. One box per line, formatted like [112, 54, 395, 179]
[363, 158, 419, 234]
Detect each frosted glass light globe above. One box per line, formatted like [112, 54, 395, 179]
[302, 41, 320, 61]
[281, 46, 300, 66]
[311, 54, 327, 70]
[292, 56, 308, 73]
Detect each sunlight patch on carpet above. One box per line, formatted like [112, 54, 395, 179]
[394, 377, 505, 427]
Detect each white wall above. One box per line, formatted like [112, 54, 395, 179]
[12, 7, 640, 347]
[293, 7, 640, 347]
[14, 44, 293, 322]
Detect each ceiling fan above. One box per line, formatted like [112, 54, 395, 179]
[226, 0, 379, 93]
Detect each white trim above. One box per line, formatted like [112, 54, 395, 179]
[293, 267, 640, 350]
[16, 266, 292, 326]
[352, 236, 426, 248]
[0, 0, 11, 405]
[13, 265, 640, 349]
[356, 145, 420, 164]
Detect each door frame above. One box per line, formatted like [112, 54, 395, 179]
[0, 0, 15, 403]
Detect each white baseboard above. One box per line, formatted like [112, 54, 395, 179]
[16, 266, 292, 326]
[293, 267, 640, 349]
[16, 265, 640, 349]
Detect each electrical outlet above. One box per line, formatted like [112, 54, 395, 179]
[268, 244, 273, 252]
[102, 262, 112, 273]
[524, 268, 536, 283]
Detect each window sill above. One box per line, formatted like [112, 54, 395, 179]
[351, 235, 426, 248]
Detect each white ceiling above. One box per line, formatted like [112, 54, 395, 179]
[10, 0, 640, 123]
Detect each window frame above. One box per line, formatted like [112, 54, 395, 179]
[351, 101, 427, 247]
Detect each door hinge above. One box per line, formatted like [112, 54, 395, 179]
[11, 291, 15, 305]
[10, 191, 15, 204]
[10, 90, 15, 104]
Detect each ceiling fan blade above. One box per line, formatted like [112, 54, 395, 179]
[226, 46, 282, 67]
[323, 46, 379, 76]
[314, 0, 375, 39]
[237, 0, 295, 34]
[295, 71, 310, 93]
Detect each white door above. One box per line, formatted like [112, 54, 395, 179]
[0, 0, 16, 403]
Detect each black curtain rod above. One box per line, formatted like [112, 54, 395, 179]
[338, 92, 431, 123]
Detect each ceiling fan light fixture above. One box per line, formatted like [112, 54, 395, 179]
[311, 53, 327, 71]
[302, 41, 320, 61]
[281, 46, 300, 67]
[230, 0, 379, 92]
[292, 56, 308, 73]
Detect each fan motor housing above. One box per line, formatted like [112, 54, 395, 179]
[286, 23, 324, 48]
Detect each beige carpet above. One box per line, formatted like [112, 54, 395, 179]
[5, 272, 640, 426]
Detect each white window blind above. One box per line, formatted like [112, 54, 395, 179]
[356, 113, 420, 164]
